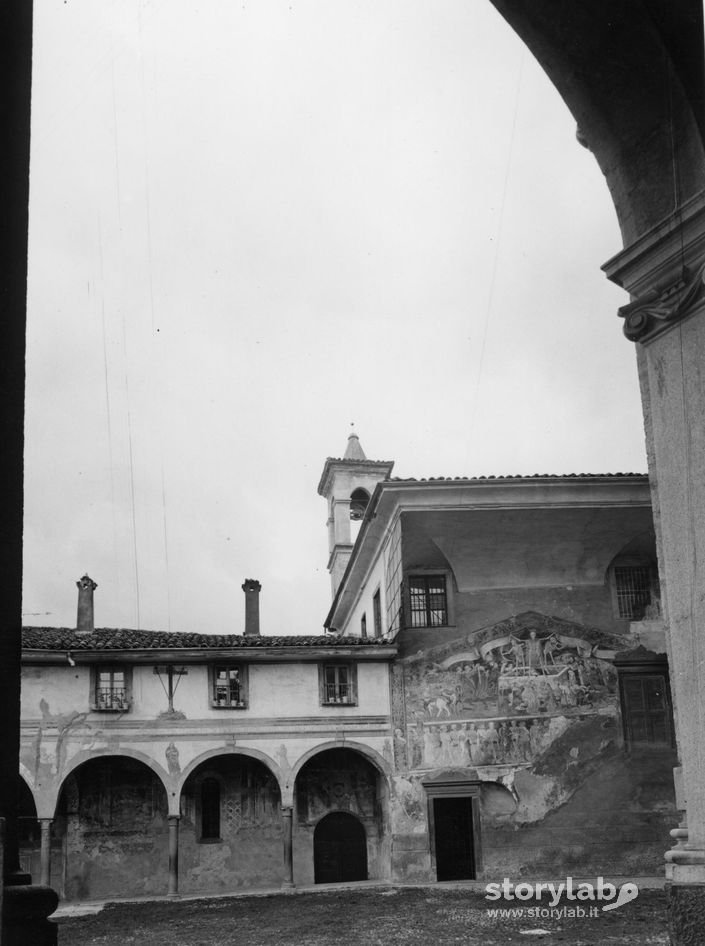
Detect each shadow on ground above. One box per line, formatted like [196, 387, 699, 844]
[55, 886, 669, 946]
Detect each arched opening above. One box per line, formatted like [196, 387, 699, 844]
[294, 747, 388, 886]
[17, 776, 39, 878]
[314, 811, 368, 884]
[349, 488, 370, 544]
[179, 753, 282, 894]
[54, 756, 169, 901]
[606, 534, 660, 622]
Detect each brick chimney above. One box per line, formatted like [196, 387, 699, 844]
[242, 579, 261, 636]
[76, 574, 97, 634]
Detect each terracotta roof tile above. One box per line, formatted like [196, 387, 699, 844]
[388, 472, 645, 482]
[22, 627, 388, 651]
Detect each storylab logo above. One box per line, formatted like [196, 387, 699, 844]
[485, 877, 640, 913]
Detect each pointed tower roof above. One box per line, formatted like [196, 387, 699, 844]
[343, 430, 367, 461]
[317, 430, 394, 496]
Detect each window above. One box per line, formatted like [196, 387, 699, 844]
[613, 565, 656, 619]
[200, 777, 221, 840]
[360, 613, 367, 638]
[409, 575, 448, 628]
[210, 664, 247, 708]
[319, 663, 358, 705]
[92, 666, 131, 711]
[373, 589, 382, 638]
[619, 671, 673, 748]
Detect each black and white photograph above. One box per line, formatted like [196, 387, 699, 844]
[1, 2, 704, 944]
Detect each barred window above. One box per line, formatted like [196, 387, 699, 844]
[614, 565, 653, 619]
[211, 665, 247, 708]
[409, 575, 448, 628]
[94, 667, 129, 711]
[320, 663, 357, 705]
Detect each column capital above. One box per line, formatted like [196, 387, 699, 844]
[602, 191, 705, 344]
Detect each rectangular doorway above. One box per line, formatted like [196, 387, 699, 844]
[432, 796, 476, 881]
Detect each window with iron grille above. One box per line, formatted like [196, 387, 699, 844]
[93, 667, 130, 711]
[619, 672, 673, 748]
[373, 588, 383, 638]
[614, 565, 654, 619]
[319, 663, 357, 705]
[200, 777, 221, 840]
[409, 575, 448, 628]
[210, 664, 247, 708]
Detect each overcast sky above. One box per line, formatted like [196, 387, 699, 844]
[23, 1, 646, 636]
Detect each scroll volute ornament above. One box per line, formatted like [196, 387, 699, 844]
[619, 259, 705, 342]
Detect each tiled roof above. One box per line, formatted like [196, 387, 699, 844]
[22, 628, 389, 651]
[388, 473, 645, 482]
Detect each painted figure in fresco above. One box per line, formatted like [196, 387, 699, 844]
[507, 636, 526, 670]
[542, 634, 562, 667]
[529, 718, 543, 754]
[466, 723, 480, 764]
[508, 720, 521, 761]
[516, 720, 532, 761]
[525, 631, 544, 670]
[448, 724, 462, 765]
[486, 721, 500, 763]
[521, 682, 540, 714]
[439, 725, 453, 765]
[426, 728, 441, 765]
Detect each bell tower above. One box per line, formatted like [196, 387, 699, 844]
[317, 430, 394, 597]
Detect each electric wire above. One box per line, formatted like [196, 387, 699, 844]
[467, 49, 525, 457]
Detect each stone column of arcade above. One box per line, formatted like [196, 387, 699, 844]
[167, 817, 180, 896]
[39, 821, 53, 888]
[603, 193, 705, 944]
[281, 807, 294, 888]
[0, 0, 59, 941]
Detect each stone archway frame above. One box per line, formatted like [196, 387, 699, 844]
[176, 746, 284, 816]
[289, 740, 392, 817]
[18, 768, 39, 820]
[45, 747, 172, 820]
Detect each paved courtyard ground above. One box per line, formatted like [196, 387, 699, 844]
[55, 884, 669, 946]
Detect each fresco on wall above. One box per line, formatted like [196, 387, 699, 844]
[296, 751, 378, 825]
[393, 612, 626, 772]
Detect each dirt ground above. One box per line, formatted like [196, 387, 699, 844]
[55, 885, 669, 946]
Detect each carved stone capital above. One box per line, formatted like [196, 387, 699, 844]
[618, 259, 705, 343]
[603, 191, 705, 346]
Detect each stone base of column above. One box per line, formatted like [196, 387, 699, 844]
[2, 884, 59, 946]
[667, 883, 705, 946]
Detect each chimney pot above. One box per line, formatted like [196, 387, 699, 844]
[242, 579, 261, 636]
[76, 574, 97, 634]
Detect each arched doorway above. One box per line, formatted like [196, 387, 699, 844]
[55, 756, 169, 901]
[314, 811, 367, 884]
[178, 753, 282, 894]
[294, 746, 388, 886]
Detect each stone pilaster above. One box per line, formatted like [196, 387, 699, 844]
[603, 191, 705, 942]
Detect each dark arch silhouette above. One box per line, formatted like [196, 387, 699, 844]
[349, 488, 370, 521]
[314, 811, 368, 884]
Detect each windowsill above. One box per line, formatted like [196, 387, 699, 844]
[211, 702, 247, 710]
[322, 701, 358, 707]
[91, 706, 130, 713]
[198, 837, 222, 844]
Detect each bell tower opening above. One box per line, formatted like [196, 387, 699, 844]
[317, 431, 394, 599]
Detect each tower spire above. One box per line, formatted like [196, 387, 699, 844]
[343, 424, 366, 461]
